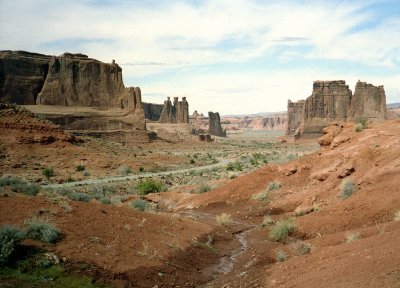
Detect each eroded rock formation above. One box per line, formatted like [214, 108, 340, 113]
[303, 80, 352, 135]
[208, 111, 226, 137]
[286, 100, 305, 135]
[158, 96, 189, 123]
[287, 80, 387, 136]
[1, 51, 125, 107]
[0, 50, 146, 131]
[348, 81, 387, 120]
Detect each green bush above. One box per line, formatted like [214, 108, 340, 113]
[43, 167, 54, 179]
[131, 199, 149, 211]
[69, 192, 92, 202]
[269, 219, 295, 242]
[25, 219, 61, 243]
[75, 165, 86, 172]
[267, 181, 281, 191]
[226, 161, 243, 171]
[276, 250, 287, 262]
[291, 241, 311, 255]
[198, 183, 211, 193]
[0, 225, 26, 265]
[354, 123, 363, 132]
[0, 176, 39, 196]
[340, 178, 356, 199]
[135, 179, 165, 195]
[100, 197, 111, 204]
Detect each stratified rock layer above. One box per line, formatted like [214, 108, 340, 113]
[208, 111, 226, 137]
[287, 80, 387, 136]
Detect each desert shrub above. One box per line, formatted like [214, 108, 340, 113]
[252, 190, 269, 201]
[269, 219, 295, 242]
[190, 159, 195, 164]
[43, 167, 54, 179]
[0, 225, 26, 265]
[83, 171, 90, 177]
[198, 183, 211, 193]
[0, 176, 39, 196]
[267, 181, 281, 191]
[216, 213, 232, 226]
[135, 179, 165, 195]
[226, 161, 243, 171]
[117, 165, 132, 176]
[260, 215, 274, 227]
[357, 117, 368, 128]
[291, 241, 311, 255]
[340, 178, 356, 199]
[25, 219, 61, 243]
[131, 199, 149, 211]
[65, 176, 75, 183]
[345, 232, 360, 243]
[69, 192, 92, 202]
[138, 167, 144, 172]
[394, 210, 400, 222]
[354, 123, 363, 132]
[276, 250, 287, 262]
[99, 197, 111, 204]
[75, 165, 86, 172]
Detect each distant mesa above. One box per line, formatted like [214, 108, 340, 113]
[287, 80, 387, 136]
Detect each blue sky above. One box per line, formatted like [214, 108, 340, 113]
[1, 0, 399, 115]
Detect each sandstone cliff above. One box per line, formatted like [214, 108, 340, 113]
[303, 80, 352, 134]
[287, 80, 387, 136]
[1, 51, 125, 107]
[348, 81, 387, 120]
[208, 111, 226, 137]
[0, 50, 146, 131]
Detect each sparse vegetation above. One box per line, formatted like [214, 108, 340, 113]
[267, 181, 281, 191]
[198, 182, 212, 193]
[216, 213, 232, 226]
[75, 165, 86, 172]
[117, 165, 132, 176]
[276, 250, 287, 262]
[252, 190, 269, 201]
[260, 215, 274, 227]
[291, 241, 311, 255]
[135, 178, 165, 195]
[24, 219, 61, 243]
[340, 178, 356, 199]
[269, 219, 295, 242]
[226, 161, 243, 171]
[354, 123, 364, 132]
[345, 232, 361, 243]
[43, 167, 54, 179]
[70, 192, 92, 202]
[131, 199, 150, 211]
[0, 176, 39, 196]
[100, 197, 111, 204]
[0, 225, 26, 265]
